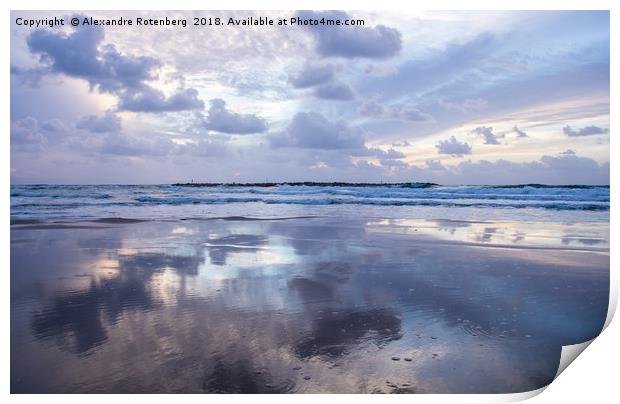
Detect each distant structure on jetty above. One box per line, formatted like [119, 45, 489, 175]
[172, 181, 439, 188]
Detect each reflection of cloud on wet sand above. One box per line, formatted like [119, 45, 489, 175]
[204, 234, 268, 266]
[294, 309, 402, 359]
[31, 251, 204, 353]
[11, 218, 610, 393]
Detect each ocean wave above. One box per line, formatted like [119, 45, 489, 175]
[10, 185, 610, 221]
[164, 187, 609, 202]
[10, 197, 609, 211]
[487, 184, 609, 189]
[10, 192, 113, 199]
[134, 196, 263, 204]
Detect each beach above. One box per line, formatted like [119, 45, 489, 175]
[10, 196, 609, 393]
[9, 7, 612, 396]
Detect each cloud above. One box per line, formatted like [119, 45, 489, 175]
[10, 11, 611, 185]
[202, 99, 268, 134]
[26, 20, 158, 93]
[11, 117, 44, 146]
[379, 158, 408, 168]
[512, 126, 528, 138]
[390, 106, 433, 122]
[26, 18, 204, 113]
[392, 140, 411, 147]
[289, 64, 334, 88]
[297, 11, 402, 59]
[436, 136, 472, 156]
[97, 133, 176, 157]
[360, 100, 432, 122]
[11, 117, 68, 149]
[333, 152, 609, 185]
[271, 112, 365, 150]
[351, 147, 405, 159]
[118, 88, 204, 113]
[76, 112, 121, 133]
[313, 82, 355, 100]
[41, 119, 65, 133]
[359, 99, 385, 117]
[471, 126, 502, 145]
[563, 125, 609, 137]
[189, 139, 231, 157]
[10, 65, 48, 87]
[449, 153, 609, 185]
[360, 33, 500, 98]
[425, 159, 446, 171]
[440, 98, 488, 112]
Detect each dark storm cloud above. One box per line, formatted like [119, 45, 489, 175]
[288, 64, 335, 88]
[562, 125, 609, 137]
[76, 112, 121, 133]
[201, 99, 268, 134]
[435, 136, 472, 156]
[297, 11, 402, 59]
[25, 17, 204, 113]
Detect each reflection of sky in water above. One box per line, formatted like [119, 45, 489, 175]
[10, 218, 609, 393]
[366, 219, 609, 249]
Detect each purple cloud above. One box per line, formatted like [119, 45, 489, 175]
[297, 11, 402, 59]
[202, 99, 268, 134]
[436, 136, 472, 156]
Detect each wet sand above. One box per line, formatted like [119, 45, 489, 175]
[10, 217, 609, 393]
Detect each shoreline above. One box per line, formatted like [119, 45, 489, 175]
[10, 215, 610, 252]
[170, 182, 609, 189]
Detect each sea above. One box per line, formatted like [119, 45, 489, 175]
[10, 183, 610, 223]
[10, 183, 610, 392]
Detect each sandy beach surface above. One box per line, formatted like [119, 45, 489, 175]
[10, 216, 609, 393]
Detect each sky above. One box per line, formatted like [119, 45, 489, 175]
[10, 10, 610, 185]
